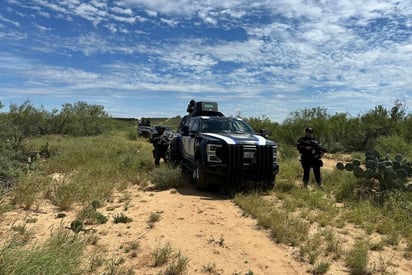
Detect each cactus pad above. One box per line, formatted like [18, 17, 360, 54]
[345, 163, 354, 171]
[352, 159, 361, 166]
[336, 150, 411, 192]
[394, 154, 403, 162]
[353, 166, 364, 177]
[365, 160, 376, 170]
[396, 169, 408, 180]
[336, 162, 345, 170]
[70, 220, 83, 233]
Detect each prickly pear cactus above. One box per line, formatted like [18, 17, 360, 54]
[336, 150, 412, 192]
[70, 220, 84, 233]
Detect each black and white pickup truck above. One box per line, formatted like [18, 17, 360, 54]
[170, 101, 279, 191]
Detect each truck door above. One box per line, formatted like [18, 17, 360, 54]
[187, 118, 199, 160]
[181, 118, 198, 162]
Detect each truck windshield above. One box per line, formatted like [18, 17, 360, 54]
[200, 119, 255, 134]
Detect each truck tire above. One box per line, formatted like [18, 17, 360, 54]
[263, 176, 276, 191]
[193, 159, 207, 190]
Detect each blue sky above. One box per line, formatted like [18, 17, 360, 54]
[1, 0, 411, 122]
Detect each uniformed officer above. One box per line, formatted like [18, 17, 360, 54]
[186, 99, 195, 114]
[297, 127, 327, 189]
[150, 126, 169, 166]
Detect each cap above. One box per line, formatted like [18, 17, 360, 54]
[305, 127, 314, 133]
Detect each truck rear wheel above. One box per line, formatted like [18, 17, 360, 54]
[193, 159, 207, 190]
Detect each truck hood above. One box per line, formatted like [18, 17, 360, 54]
[201, 133, 275, 146]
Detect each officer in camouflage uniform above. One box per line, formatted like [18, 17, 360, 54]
[297, 127, 327, 189]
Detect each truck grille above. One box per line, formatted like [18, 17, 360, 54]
[226, 145, 274, 185]
[255, 145, 274, 181]
[227, 145, 243, 184]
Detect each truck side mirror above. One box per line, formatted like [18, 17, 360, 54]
[258, 129, 268, 138]
[181, 125, 189, 136]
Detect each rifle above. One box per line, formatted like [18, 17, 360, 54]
[152, 132, 173, 146]
[299, 139, 327, 159]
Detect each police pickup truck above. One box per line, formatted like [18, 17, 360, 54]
[170, 101, 279, 191]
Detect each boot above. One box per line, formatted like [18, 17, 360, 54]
[303, 181, 308, 188]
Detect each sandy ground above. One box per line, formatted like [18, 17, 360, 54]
[1, 156, 411, 274]
[0, 183, 308, 274]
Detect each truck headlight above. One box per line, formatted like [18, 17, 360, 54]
[206, 144, 222, 163]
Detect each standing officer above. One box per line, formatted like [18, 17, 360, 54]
[150, 126, 169, 166]
[186, 99, 195, 114]
[297, 127, 327, 189]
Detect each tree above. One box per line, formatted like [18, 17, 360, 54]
[359, 105, 391, 150]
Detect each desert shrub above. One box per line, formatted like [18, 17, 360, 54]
[0, 113, 27, 191]
[11, 172, 51, 210]
[151, 243, 172, 267]
[113, 213, 132, 224]
[327, 142, 345, 153]
[0, 225, 85, 274]
[278, 143, 299, 161]
[101, 257, 130, 274]
[311, 261, 330, 274]
[51, 102, 110, 136]
[77, 205, 108, 225]
[275, 158, 302, 184]
[324, 228, 343, 259]
[23, 134, 154, 208]
[0, 101, 113, 195]
[148, 166, 184, 190]
[381, 191, 412, 236]
[375, 135, 412, 160]
[331, 170, 358, 203]
[127, 127, 138, 141]
[299, 233, 322, 264]
[148, 212, 161, 225]
[345, 240, 369, 275]
[234, 193, 309, 246]
[274, 180, 296, 194]
[341, 201, 382, 232]
[163, 251, 189, 275]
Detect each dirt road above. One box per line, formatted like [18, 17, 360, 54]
[114, 184, 308, 274]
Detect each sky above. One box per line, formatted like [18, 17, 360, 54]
[0, 0, 411, 123]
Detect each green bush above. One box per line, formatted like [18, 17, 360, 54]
[148, 166, 184, 190]
[0, 226, 85, 274]
[345, 240, 369, 275]
[331, 171, 358, 202]
[113, 213, 132, 224]
[234, 193, 309, 246]
[77, 205, 108, 225]
[375, 135, 412, 159]
[11, 172, 51, 210]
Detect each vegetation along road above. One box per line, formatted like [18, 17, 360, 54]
[1, 101, 412, 274]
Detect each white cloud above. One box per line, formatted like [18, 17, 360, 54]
[111, 6, 133, 16]
[0, 14, 20, 26]
[74, 3, 107, 25]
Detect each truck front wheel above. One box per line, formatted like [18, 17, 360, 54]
[263, 176, 276, 191]
[193, 159, 208, 190]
